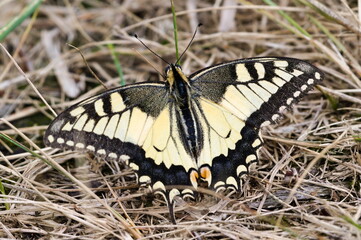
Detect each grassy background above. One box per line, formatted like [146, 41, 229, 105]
[1, 0, 360, 239]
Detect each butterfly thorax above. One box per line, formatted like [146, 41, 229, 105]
[166, 64, 190, 104]
[166, 64, 203, 159]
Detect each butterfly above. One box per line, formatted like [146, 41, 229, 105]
[44, 56, 323, 223]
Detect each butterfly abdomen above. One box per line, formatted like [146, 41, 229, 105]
[168, 64, 204, 159]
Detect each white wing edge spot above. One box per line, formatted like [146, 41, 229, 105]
[153, 181, 166, 192]
[252, 139, 261, 148]
[214, 181, 225, 189]
[57, 138, 64, 144]
[286, 98, 293, 105]
[261, 121, 271, 127]
[272, 114, 279, 121]
[120, 154, 130, 165]
[182, 189, 194, 199]
[87, 145, 95, 151]
[293, 91, 301, 97]
[215, 186, 226, 192]
[108, 153, 117, 158]
[97, 149, 106, 155]
[246, 154, 257, 164]
[279, 106, 287, 112]
[307, 79, 314, 85]
[66, 140, 74, 146]
[301, 84, 307, 91]
[226, 176, 238, 188]
[315, 72, 321, 80]
[236, 165, 248, 176]
[139, 175, 151, 184]
[75, 143, 85, 149]
[48, 135, 54, 143]
[169, 188, 181, 203]
[129, 163, 139, 171]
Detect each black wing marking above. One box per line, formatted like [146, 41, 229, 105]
[190, 57, 323, 191]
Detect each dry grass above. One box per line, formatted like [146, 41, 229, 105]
[1, 0, 360, 239]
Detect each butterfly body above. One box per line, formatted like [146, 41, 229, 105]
[44, 57, 323, 223]
[167, 64, 202, 160]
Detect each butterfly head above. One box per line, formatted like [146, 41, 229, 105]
[165, 64, 189, 87]
[165, 64, 191, 104]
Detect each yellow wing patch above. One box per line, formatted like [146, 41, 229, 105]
[220, 85, 260, 120]
[150, 107, 171, 151]
[73, 114, 89, 131]
[197, 98, 245, 167]
[114, 110, 130, 140]
[93, 117, 109, 135]
[236, 63, 252, 82]
[104, 114, 120, 139]
[141, 106, 196, 171]
[70, 106, 85, 117]
[83, 119, 95, 132]
[125, 108, 148, 143]
[94, 99, 107, 116]
[110, 92, 126, 112]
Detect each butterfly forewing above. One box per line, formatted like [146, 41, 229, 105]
[45, 83, 168, 150]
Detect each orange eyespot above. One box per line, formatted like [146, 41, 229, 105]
[190, 170, 199, 189]
[200, 167, 210, 179]
[200, 166, 212, 186]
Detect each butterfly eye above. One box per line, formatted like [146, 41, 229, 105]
[175, 64, 182, 70]
[165, 65, 171, 74]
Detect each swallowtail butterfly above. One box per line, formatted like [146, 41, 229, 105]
[44, 56, 323, 223]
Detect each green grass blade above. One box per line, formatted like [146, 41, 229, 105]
[0, 180, 10, 210]
[352, 135, 361, 143]
[309, 16, 346, 52]
[316, 86, 339, 110]
[342, 215, 361, 230]
[170, 0, 180, 61]
[0, 0, 43, 41]
[107, 43, 125, 86]
[0, 133, 51, 166]
[262, 0, 311, 37]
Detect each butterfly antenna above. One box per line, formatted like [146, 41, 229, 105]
[133, 48, 166, 79]
[176, 23, 202, 65]
[134, 34, 170, 65]
[67, 43, 108, 90]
